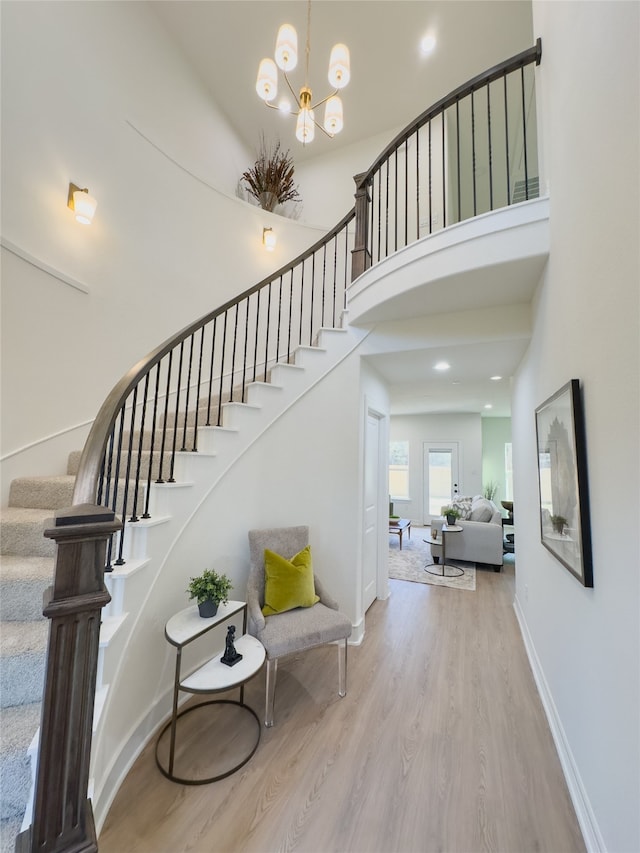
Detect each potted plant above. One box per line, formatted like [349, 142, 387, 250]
[241, 135, 301, 212]
[550, 515, 567, 534]
[483, 480, 499, 501]
[187, 569, 233, 618]
[441, 506, 461, 526]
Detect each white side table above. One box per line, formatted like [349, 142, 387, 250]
[155, 600, 265, 785]
[423, 523, 464, 578]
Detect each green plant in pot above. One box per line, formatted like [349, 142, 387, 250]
[241, 135, 301, 212]
[187, 569, 233, 618]
[441, 506, 461, 526]
[550, 515, 567, 534]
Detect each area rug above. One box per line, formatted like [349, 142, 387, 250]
[388, 529, 476, 591]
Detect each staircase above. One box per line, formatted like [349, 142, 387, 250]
[0, 323, 360, 851]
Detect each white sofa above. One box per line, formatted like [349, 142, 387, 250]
[430, 496, 504, 571]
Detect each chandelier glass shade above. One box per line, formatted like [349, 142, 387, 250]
[255, 1, 350, 144]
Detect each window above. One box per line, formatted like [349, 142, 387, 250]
[389, 440, 409, 500]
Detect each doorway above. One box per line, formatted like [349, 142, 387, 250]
[363, 409, 384, 611]
[423, 442, 460, 523]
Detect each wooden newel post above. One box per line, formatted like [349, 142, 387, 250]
[351, 172, 371, 281]
[16, 504, 122, 853]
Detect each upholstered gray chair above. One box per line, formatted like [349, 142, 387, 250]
[247, 525, 352, 727]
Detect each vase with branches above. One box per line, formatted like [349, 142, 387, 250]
[241, 135, 301, 212]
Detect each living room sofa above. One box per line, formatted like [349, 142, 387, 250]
[430, 496, 504, 571]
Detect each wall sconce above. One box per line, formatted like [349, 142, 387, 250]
[68, 182, 97, 225]
[263, 227, 276, 251]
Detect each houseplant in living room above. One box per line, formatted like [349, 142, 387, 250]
[241, 135, 301, 212]
[187, 569, 233, 618]
[441, 506, 461, 526]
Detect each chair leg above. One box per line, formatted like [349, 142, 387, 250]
[265, 657, 278, 727]
[338, 638, 347, 698]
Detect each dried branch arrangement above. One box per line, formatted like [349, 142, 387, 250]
[241, 136, 301, 211]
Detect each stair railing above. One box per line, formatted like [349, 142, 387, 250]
[24, 41, 542, 853]
[72, 209, 355, 569]
[351, 39, 542, 277]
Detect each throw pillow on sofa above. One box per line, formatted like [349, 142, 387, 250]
[450, 496, 473, 519]
[469, 497, 494, 522]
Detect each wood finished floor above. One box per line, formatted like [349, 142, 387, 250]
[99, 561, 585, 853]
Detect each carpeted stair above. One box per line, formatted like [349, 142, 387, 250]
[0, 472, 67, 851]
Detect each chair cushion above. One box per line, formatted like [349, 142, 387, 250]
[262, 545, 320, 616]
[258, 602, 352, 659]
[469, 496, 495, 522]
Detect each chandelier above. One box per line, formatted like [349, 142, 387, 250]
[255, 1, 350, 144]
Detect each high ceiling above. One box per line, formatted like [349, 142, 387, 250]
[150, 1, 536, 417]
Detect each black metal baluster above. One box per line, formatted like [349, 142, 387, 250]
[377, 169, 381, 264]
[471, 90, 477, 217]
[332, 236, 338, 326]
[299, 259, 305, 348]
[504, 74, 511, 205]
[103, 426, 116, 571]
[157, 349, 173, 483]
[230, 303, 240, 402]
[206, 317, 217, 426]
[385, 159, 389, 259]
[417, 126, 421, 240]
[241, 297, 250, 402]
[343, 224, 349, 310]
[253, 291, 260, 384]
[112, 406, 126, 565]
[130, 376, 149, 523]
[192, 326, 205, 449]
[276, 276, 283, 363]
[442, 110, 447, 227]
[487, 82, 494, 211]
[521, 66, 529, 199]
[427, 121, 432, 233]
[456, 99, 461, 222]
[321, 244, 327, 328]
[143, 362, 161, 518]
[404, 138, 408, 248]
[394, 149, 398, 253]
[168, 341, 184, 481]
[264, 282, 271, 381]
[309, 253, 316, 345]
[217, 311, 228, 425]
[369, 173, 375, 265]
[287, 270, 294, 362]
[180, 334, 194, 451]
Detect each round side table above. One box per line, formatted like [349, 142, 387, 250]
[423, 523, 464, 578]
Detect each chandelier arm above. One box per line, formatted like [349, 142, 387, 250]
[282, 71, 300, 104]
[312, 116, 335, 139]
[309, 88, 340, 111]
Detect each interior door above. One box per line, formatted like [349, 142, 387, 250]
[424, 442, 460, 523]
[363, 412, 381, 611]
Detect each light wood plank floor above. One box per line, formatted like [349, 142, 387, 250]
[100, 560, 585, 853]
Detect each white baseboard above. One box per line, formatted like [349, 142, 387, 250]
[513, 596, 607, 853]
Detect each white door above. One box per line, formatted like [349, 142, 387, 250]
[363, 412, 381, 611]
[424, 442, 460, 523]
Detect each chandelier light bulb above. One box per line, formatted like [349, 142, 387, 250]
[275, 24, 298, 71]
[328, 43, 350, 89]
[324, 96, 343, 135]
[296, 107, 315, 144]
[256, 58, 278, 101]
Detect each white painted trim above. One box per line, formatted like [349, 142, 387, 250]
[513, 596, 606, 853]
[1, 237, 90, 294]
[0, 419, 93, 462]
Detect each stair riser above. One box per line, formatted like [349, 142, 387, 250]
[0, 654, 45, 709]
[9, 480, 75, 512]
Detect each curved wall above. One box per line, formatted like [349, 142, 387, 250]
[0, 1, 326, 500]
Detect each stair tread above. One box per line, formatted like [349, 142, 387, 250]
[1, 508, 54, 523]
[0, 621, 48, 657]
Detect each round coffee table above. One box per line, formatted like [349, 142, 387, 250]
[423, 523, 464, 578]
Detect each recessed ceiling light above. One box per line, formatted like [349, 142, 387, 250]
[490, 375, 502, 381]
[484, 403, 493, 409]
[420, 33, 436, 55]
[452, 380, 461, 385]
[434, 361, 450, 371]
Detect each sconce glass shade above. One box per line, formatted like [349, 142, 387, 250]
[72, 189, 97, 225]
[328, 43, 350, 89]
[256, 58, 278, 101]
[263, 227, 277, 251]
[296, 107, 315, 143]
[275, 24, 298, 71]
[323, 96, 343, 135]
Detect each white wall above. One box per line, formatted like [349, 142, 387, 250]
[514, 3, 639, 850]
[389, 412, 482, 523]
[0, 1, 325, 502]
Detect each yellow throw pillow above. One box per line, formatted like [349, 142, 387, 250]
[262, 545, 320, 616]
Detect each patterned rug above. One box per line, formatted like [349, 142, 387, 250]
[388, 527, 476, 591]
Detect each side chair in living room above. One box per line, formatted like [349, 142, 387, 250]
[247, 525, 352, 727]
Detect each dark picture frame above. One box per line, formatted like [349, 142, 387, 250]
[535, 379, 593, 587]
